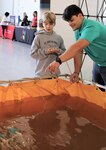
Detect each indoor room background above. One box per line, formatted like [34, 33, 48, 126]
[0, 0, 105, 81]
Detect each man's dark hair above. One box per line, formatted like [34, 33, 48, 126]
[62, 4, 84, 21]
[5, 12, 9, 17]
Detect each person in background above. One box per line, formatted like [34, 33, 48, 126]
[30, 11, 66, 78]
[21, 12, 29, 26]
[47, 4, 106, 89]
[31, 11, 37, 28]
[1, 12, 10, 39]
[39, 19, 44, 30]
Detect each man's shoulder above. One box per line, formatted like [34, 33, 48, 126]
[85, 18, 100, 27]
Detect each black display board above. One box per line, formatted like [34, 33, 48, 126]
[40, 0, 50, 8]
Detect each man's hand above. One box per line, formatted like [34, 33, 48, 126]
[70, 72, 80, 83]
[46, 61, 60, 74]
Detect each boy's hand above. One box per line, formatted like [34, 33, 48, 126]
[45, 48, 60, 54]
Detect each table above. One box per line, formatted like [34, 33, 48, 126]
[0, 25, 15, 40]
[14, 26, 36, 45]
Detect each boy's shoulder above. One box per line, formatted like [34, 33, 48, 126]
[35, 29, 45, 36]
[54, 31, 63, 39]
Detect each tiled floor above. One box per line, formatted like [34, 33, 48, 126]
[0, 37, 36, 81]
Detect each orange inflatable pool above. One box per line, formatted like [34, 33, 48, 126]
[0, 78, 106, 129]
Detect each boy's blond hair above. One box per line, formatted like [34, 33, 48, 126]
[42, 11, 56, 25]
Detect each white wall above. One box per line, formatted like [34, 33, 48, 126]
[50, 0, 79, 47]
[0, 0, 13, 17]
[14, 0, 39, 20]
[51, 0, 79, 14]
[0, 0, 40, 21]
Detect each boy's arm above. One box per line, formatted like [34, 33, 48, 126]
[57, 36, 66, 55]
[30, 36, 47, 59]
[60, 37, 66, 52]
[30, 36, 39, 58]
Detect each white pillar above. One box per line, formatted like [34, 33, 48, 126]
[34, 0, 40, 30]
[12, 0, 14, 15]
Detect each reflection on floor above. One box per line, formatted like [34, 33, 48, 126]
[0, 38, 36, 80]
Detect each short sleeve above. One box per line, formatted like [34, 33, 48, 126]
[79, 26, 99, 43]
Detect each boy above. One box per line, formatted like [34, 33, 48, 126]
[31, 11, 65, 78]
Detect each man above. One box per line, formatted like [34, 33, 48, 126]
[47, 4, 106, 86]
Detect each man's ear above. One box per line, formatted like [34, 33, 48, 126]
[78, 13, 83, 18]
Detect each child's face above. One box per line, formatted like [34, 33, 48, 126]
[43, 20, 55, 33]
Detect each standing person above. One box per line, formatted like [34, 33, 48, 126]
[1, 12, 10, 39]
[31, 11, 37, 28]
[30, 11, 65, 78]
[47, 4, 106, 87]
[21, 12, 29, 26]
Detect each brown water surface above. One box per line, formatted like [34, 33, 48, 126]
[0, 106, 106, 150]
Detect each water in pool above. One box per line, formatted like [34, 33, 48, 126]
[0, 106, 106, 150]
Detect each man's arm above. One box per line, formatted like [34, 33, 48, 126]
[69, 51, 83, 83]
[74, 51, 83, 74]
[59, 39, 89, 62]
[46, 39, 90, 74]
